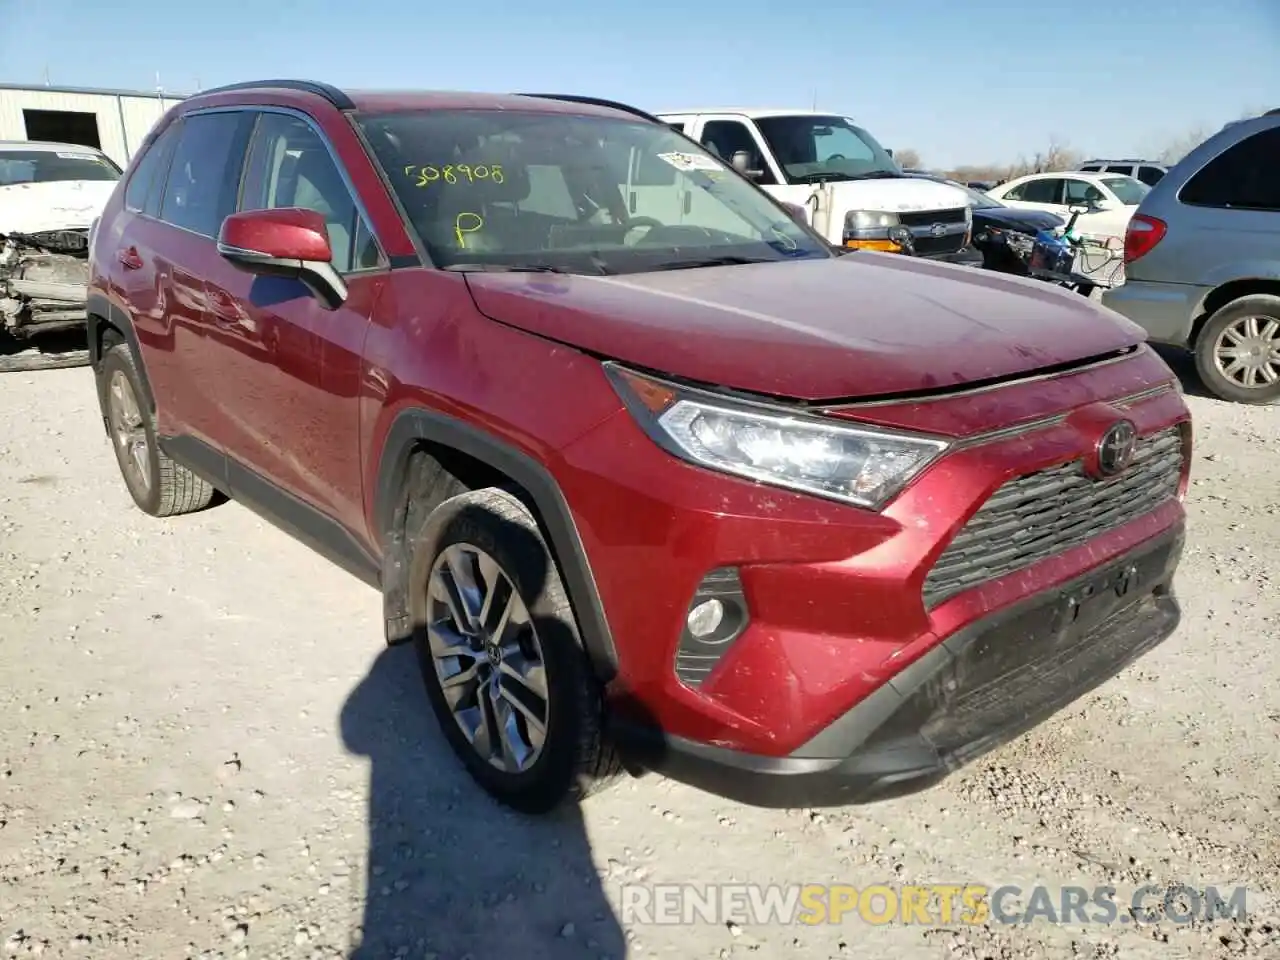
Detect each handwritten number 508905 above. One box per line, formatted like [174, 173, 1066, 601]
[405, 164, 505, 188]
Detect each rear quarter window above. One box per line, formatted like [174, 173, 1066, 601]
[125, 123, 179, 213]
[1180, 127, 1280, 211]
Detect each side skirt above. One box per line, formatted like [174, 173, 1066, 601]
[159, 434, 382, 590]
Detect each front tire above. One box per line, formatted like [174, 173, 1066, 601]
[407, 488, 621, 814]
[96, 341, 217, 516]
[1194, 294, 1280, 404]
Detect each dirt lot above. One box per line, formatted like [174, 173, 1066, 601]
[1, 354, 1277, 960]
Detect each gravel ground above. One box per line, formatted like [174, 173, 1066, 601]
[1, 354, 1277, 960]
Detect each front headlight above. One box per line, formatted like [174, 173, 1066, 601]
[605, 364, 950, 511]
[845, 210, 901, 236]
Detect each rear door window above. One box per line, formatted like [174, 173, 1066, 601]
[1014, 178, 1062, 203]
[1136, 165, 1165, 186]
[158, 111, 253, 237]
[1180, 128, 1280, 211]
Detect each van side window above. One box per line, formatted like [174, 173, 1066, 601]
[159, 112, 251, 237]
[698, 121, 777, 185]
[1136, 165, 1165, 186]
[239, 112, 383, 273]
[1180, 128, 1280, 211]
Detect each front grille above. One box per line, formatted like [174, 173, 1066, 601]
[910, 234, 967, 257]
[898, 207, 968, 228]
[922, 426, 1184, 608]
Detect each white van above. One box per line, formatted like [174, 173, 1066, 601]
[655, 109, 977, 263]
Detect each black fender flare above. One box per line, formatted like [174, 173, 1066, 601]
[373, 406, 619, 683]
[86, 292, 157, 415]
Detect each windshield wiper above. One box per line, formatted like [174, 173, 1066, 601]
[443, 261, 615, 276]
[651, 255, 776, 271]
[443, 263, 567, 273]
[794, 170, 906, 184]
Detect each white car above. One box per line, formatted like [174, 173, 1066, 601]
[0, 140, 121, 368]
[985, 171, 1150, 243]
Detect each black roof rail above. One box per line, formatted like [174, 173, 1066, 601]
[514, 93, 662, 124]
[191, 79, 354, 110]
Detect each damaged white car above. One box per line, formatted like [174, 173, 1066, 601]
[0, 140, 121, 371]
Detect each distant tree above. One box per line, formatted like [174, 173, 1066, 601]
[893, 148, 922, 169]
[1158, 126, 1211, 164]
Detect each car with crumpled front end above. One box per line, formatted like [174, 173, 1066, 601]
[0, 140, 121, 364]
[85, 81, 1192, 814]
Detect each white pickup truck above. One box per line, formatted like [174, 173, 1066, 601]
[655, 109, 977, 264]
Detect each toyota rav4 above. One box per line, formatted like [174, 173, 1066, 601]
[86, 80, 1192, 814]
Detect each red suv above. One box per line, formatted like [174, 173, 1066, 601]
[86, 80, 1192, 814]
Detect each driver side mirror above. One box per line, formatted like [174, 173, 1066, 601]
[217, 207, 348, 310]
[731, 150, 766, 181]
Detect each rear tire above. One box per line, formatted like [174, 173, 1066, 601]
[406, 487, 622, 814]
[1193, 294, 1280, 404]
[96, 341, 217, 516]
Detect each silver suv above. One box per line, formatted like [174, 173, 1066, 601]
[1078, 159, 1167, 186]
[1101, 113, 1280, 404]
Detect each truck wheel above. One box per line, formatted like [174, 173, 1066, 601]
[97, 341, 217, 516]
[1194, 294, 1280, 404]
[406, 487, 622, 814]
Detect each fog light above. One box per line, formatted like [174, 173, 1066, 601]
[674, 568, 751, 688]
[686, 598, 725, 638]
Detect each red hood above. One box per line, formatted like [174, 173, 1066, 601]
[463, 253, 1148, 400]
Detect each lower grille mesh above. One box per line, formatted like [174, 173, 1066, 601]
[922, 427, 1184, 608]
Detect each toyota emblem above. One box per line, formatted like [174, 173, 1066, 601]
[930, 223, 947, 237]
[1095, 420, 1137, 477]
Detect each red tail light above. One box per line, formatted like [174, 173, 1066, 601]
[1123, 214, 1167, 263]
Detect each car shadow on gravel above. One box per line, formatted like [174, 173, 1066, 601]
[339, 639, 626, 960]
[1150, 344, 1213, 399]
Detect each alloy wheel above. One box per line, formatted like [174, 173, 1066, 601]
[107, 370, 152, 496]
[1213, 315, 1280, 390]
[426, 543, 549, 773]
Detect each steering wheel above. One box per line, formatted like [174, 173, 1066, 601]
[623, 216, 665, 245]
[826, 153, 847, 161]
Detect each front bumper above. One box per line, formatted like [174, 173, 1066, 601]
[1101, 279, 1207, 347]
[615, 523, 1184, 808]
[927, 244, 984, 267]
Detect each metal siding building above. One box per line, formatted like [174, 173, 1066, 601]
[0, 83, 187, 167]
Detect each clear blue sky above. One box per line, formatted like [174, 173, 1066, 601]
[2, 0, 1276, 169]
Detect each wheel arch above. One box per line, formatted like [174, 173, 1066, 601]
[86, 292, 157, 415]
[1190, 277, 1280, 346]
[373, 407, 619, 684]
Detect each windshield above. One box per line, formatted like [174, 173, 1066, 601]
[953, 182, 1004, 209]
[752, 115, 900, 184]
[0, 149, 121, 187]
[1100, 176, 1149, 205]
[355, 110, 830, 275]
